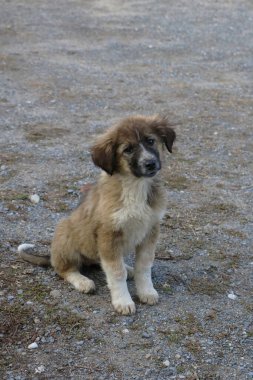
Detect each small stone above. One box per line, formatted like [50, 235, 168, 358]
[17, 289, 23, 295]
[122, 328, 129, 334]
[28, 342, 38, 349]
[163, 359, 170, 367]
[145, 354, 151, 359]
[34, 318, 40, 324]
[35, 365, 45, 374]
[142, 332, 151, 339]
[175, 354, 181, 359]
[76, 340, 84, 346]
[50, 289, 61, 298]
[118, 342, 127, 349]
[228, 292, 237, 300]
[30, 194, 40, 204]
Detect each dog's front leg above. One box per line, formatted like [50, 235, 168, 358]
[98, 231, 135, 315]
[135, 224, 159, 305]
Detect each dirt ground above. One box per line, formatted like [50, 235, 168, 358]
[0, 0, 253, 379]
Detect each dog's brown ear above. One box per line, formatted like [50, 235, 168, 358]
[151, 116, 176, 153]
[91, 135, 117, 175]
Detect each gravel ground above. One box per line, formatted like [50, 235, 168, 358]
[0, 0, 253, 379]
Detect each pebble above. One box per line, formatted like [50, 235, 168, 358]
[142, 332, 151, 339]
[50, 289, 61, 298]
[76, 340, 84, 346]
[228, 291, 237, 300]
[35, 365, 45, 374]
[163, 359, 170, 367]
[28, 342, 38, 349]
[30, 194, 40, 204]
[175, 354, 181, 359]
[119, 343, 127, 349]
[122, 328, 129, 334]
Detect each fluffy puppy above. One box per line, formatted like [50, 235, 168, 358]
[20, 115, 176, 315]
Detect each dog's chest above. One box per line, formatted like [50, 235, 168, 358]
[112, 179, 164, 251]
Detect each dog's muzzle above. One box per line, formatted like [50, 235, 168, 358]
[142, 158, 161, 177]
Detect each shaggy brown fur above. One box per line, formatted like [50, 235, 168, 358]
[19, 115, 176, 315]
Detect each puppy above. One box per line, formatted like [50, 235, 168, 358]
[20, 115, 176, 315]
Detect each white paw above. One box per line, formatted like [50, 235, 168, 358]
[138, 289, 159, 305]
[76, 278, 95, 293]
[66, 272, 96, 293]
[112, 299, 136, 315]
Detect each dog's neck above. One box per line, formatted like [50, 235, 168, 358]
[118, 175, 153, 204]
[100, 171, 160, 208]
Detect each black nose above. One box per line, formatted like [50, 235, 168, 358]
[145, 159, 157, 172]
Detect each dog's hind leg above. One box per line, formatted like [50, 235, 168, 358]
[51, 219, 95, 293]
[63, 270, 95, 293]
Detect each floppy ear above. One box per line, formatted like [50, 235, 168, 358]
[91, 135, 117, 175]
[151, 116, 176, 153]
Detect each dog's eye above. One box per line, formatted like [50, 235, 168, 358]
[124, 145, 134, 154]
[146, 138, 155, 146]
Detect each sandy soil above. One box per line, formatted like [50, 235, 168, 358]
[0, 0, 253, 379]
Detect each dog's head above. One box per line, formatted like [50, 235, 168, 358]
[91, 115, 176, 178]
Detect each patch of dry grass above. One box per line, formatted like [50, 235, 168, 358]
[0, 301, 35, 344]
[187, 277, 229, 295]
[197, 202, 238, 215]
[23, 123, 70, 142]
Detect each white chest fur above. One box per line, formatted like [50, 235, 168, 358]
[112, 177, 165, 252]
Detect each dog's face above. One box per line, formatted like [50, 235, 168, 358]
[119, 133, 161, 178]
[91, 115, 176, 178]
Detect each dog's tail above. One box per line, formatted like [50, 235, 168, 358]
[18, 243, 51, 267]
